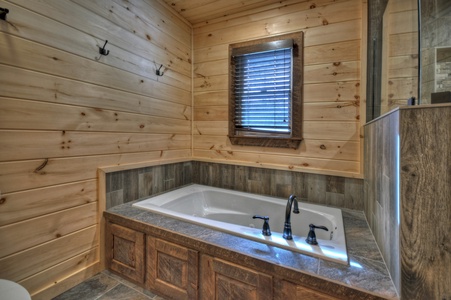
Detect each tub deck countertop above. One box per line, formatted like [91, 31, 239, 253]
[105, 202, 399, 300]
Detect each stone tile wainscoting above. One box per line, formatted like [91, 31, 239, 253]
[106, 161, 364, 210]
[106, 162, 193, 209]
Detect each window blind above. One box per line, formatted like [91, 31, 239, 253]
[232, 47, 292, 133]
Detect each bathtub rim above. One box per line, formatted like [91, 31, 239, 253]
[132, 184, 349, 265]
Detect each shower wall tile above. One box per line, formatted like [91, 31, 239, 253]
[291, 171, 308, 199]
[193, 162, 363, 210]
[106, 162, 193, 208]
[364, 110, 400, 291]
[307, 174, 327, 205]
[345, 178, 364, 209]
[123, 169, 139, 204]
[106, 161, 364, 210]
[326, 192, 345, 208]
[326, 176, 345, 194]
[138, 172, 153, 199]
[106, 189, 124, 210]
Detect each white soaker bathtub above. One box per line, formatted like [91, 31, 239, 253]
[133, 184, 348, 265]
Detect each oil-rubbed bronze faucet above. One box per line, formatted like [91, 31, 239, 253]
[283, 195, 300, 240]
[252, 215, 271, 236]
[305, 224, 328, 245]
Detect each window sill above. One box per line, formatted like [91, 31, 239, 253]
[229, 136, 302, 149]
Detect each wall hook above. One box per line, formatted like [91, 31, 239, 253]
[0, 7, 9, 20]
[156, 64, 164, 76]
[99, 40, 110, 56]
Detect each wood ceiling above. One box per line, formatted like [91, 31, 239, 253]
[162, 0, 291, 25]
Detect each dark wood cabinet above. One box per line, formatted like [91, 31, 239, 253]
[200, 254, 272, 300]
[105, 222, 145, 284]
[296, 285, 340, 300]
[146, 236, 198, 300]
[274, 279, 340, 300]
[106, 221, 342, 300]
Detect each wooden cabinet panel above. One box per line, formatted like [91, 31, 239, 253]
[146, 236, 198, 300]
[274, 279, 340, 300]
[296, 285, 340, 300]
[106, 223, 145, 284]
[200, 254, 272, 300]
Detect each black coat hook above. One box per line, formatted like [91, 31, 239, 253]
[99, 40, 110, 56]
[156, 64, 164, 76]
[0, 7, 9, 20]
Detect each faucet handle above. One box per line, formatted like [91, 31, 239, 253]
[305, 224, 328, 245]
[252, 215, 271, 236]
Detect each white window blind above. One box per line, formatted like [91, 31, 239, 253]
[232, 46, 293, 134]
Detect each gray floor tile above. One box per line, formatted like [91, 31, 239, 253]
[97, 283, 152, 300]
[52, 273, 119, 300]
[52, 271, 164, 300]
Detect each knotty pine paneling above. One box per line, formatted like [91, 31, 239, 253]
[0, 0, 192, 297]
[194, 39, 361, 68]
[193, 0, 359, 39]
[0, 203, 97, 258]
[6, 0, 191, 82]
[72, 0, 192, 51]
[381, 0, 418, 113]
[389, 32, 418, 56]
[303, 81, 361, 103]
[193, 120, 360, 141]
[0, 98, 191, 133]
[0, 180, 96, 226]
[304, 40, 361, 66]
[0, 131, 191, 161]
[0, 66, 191, 120]
[0, 225, 98, 282]
[0, 150, 191, 194]
[0, 35, 191, 105]
[193, 150, 360, 176]
[193, 135, 360, 161]
[19, 248, 99, 299]
[170, 0, 291, 25]
[193, 0, 365, 177]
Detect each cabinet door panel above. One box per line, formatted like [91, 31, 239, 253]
[201, 254, 272, 300]
[297, 285, 340, 299]
[146, 236, 198, 300]
[274, 279, 340, 300]
[106, 222, 145, 283]
[216, 273, 259, 299]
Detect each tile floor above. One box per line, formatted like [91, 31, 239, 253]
[52, 270, 166, 300]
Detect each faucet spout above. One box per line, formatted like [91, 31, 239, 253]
[283, 194, 300, 240]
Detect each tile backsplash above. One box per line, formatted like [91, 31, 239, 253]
[106, 161, 193, 209]
[106, 161, 363, 210]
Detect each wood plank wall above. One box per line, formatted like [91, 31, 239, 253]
[0, 0, 192, 298]
[381, 0, 418, 113]
[192, 0, 366, 178]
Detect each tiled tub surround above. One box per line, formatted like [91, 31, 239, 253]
[106, 161, 193, 209]
[105, 203, 398, 299]
[103, 162, 383, 298]
[364, 105, 451, 299]
[106, 161, 364, 210]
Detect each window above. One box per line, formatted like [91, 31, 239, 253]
[229, 32, 304, 149]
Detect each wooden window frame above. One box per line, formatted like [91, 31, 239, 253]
[228, 32, 304, 149]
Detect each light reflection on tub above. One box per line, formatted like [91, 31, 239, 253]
[132, 184, 348, 265]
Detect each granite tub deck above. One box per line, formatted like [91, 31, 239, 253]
[105, 202, 398, 299]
